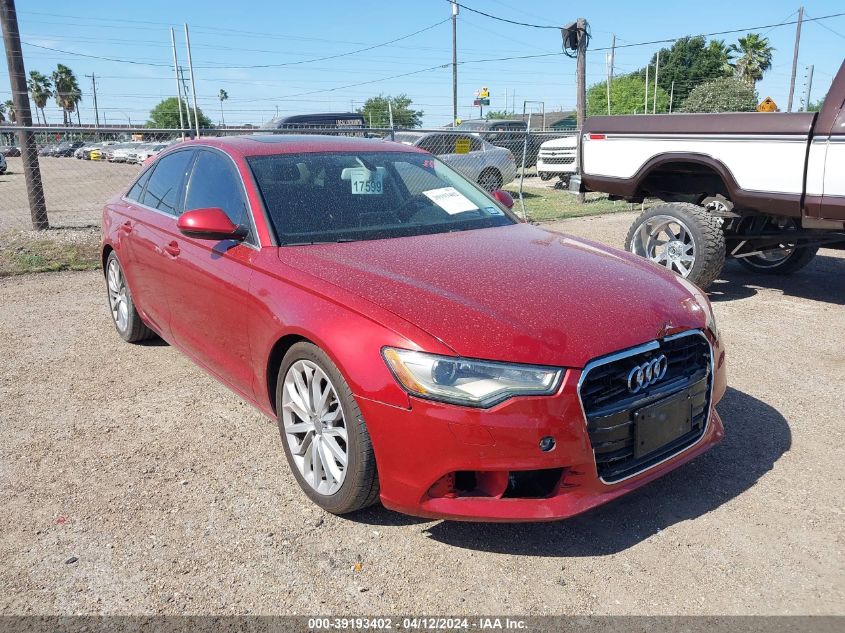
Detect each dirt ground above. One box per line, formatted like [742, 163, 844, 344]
[0, 212, 843, 615]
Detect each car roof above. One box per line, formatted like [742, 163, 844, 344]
[169, 134, 428, 158]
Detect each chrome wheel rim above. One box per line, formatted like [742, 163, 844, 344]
[739, 217, 795, 268]
[107, 259, 129, 332]
[631, 215, 696, 278]
[281, 360, 348, 495]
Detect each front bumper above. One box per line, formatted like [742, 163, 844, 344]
[359, 333, 726, 522]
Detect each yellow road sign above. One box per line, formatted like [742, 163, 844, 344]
[478, 87, 490, 99]
[757, 96, 778, 112]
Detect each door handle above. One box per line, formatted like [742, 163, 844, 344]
[119, 220, 133, 234]
[163, 241, 181, 257]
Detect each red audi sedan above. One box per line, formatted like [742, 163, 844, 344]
[101, 135, 726, 521]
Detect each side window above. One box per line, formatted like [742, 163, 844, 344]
[416, 135, 443, 154]
[184, 151, 248, 227]
[470, 137, 484, 152]
[140, 150, 194, 215]
[126, 167, 153, 202]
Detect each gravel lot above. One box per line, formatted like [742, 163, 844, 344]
[1, 212, 843, 616]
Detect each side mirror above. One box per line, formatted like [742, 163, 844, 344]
[177, 208, 247, 241]
[492, 189, 515, 210]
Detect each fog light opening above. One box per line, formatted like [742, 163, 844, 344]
[539, 436, 556, 452]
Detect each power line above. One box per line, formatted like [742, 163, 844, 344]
[444, 1, 560, 29]
[806, 11, 845, 41]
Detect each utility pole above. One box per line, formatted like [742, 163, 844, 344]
[607, 33, 615, 115]
[802, 64, 814, 111]
[0, 0, 48, 230]
[605, 53, 612, 115]
[669, 81, 675, 113]
[451, 1, 459, 127]
[178, 66, 195, 135]
[184, 23, 200, 136]
[653, 51, 660, 113]
[786, 6, 804, 113]
[575, 17, 587, 203]
[170, 27, 185, 138]
[644, 64, 649, 115]
[86, 73, 100, 128]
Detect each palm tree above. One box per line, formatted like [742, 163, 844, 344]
[729, 33, 774, 86]
[0, 101, 5, 124]
[52, 64, 82, 126]
[27, 71, 53, 125]
[3, 100, 15, 123]
[218, 89, 228, 127]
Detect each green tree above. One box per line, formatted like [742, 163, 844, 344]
[52, 64, 82, 126]
[806, 96, 825, 112]
[358, 94, 423, 128]
[728, 33, 774, 86]
[588, 73, 670, 116]
[2, 100, 14, 123]
[484, 110, 513, 120]
[218, 89, 228, 126]
[680, 76, 758, 113]
[27, 71, 53, 125]
[643, 36, 732, 105]
[148, 97, 212, 129]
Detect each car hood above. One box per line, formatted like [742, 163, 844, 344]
[277, 224, 706, 367]
[540, 137, 577, 149]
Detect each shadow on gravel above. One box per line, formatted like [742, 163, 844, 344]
[421, 387, 791, 555]
[709, 252, 845, 305]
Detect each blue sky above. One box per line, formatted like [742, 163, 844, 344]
[2, 0, 843, 127]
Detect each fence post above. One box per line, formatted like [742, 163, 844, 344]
[0, 0, 49, 230]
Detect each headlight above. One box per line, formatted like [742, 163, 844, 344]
[382, 348, 563, 408]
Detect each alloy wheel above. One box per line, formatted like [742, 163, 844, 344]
[107, 258, 129, 332]
[281, 360, 348, 496]
[630, 214, 697, 278]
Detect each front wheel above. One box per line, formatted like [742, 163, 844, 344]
[538, 172, 554, 181]
[277, 342, 380, 515]
[625, 202, 726, 289]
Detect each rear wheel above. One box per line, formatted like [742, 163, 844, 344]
[538, 172, 554, 181]
[105, 251, 154, 343]
[625, 202, 726, 289]
[735, 216, 819, 274]
[276, 342, 380, 515]
[478, 168, 503, 191]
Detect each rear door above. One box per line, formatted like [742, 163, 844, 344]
[120, 149, 195, 338]
[163, 147, 260, 399]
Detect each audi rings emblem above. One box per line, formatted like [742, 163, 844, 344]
[626, 355, 668, 394]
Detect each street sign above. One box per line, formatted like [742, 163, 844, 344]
[455, 138, 471, 154]
[478, 87, 490, 99]
[757, 97, 778, 112]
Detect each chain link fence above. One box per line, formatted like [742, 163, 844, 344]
[0, 125, 581, 232]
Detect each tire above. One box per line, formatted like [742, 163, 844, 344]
[734, 216, 819, 275]
[625, 202, 726, 289]
[478, 168, 503, 191]
[538, 172, 554, 181]
[276, 342, 380, 515]
[105, 251, 154, 343]
[737, 244, 819, 274]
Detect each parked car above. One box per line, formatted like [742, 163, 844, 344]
[536, 135, 577, 183]
[456, 119, 544, 167]
[576, 58, 845, 289]
[0, 153, 6, 175]
[83, 141, 117, 160]
[130, 143, 168, 164]
[0, 145, 21, 157]
[110, 144, 143, 163]
[53, 141, 85, 157]
[101, 134, 726, 521]
[38, 143, 59, 157]
[393, 131, 517, 190]
[262, 112, 366, 135]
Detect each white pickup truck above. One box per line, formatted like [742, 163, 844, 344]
[574, 59, 845, 288]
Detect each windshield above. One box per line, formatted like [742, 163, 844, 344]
[247, 151, 516, 245]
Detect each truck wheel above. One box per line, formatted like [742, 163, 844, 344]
[625, 202, 726, 289]
[738, 246, 819, 274]
[539, 172, 554, 181]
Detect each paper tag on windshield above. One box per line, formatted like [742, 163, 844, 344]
[422, 187, 477, 215]
[349, 168, 383, 195]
